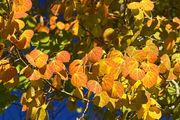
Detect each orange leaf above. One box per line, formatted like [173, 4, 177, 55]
[29, 49, 42, 60]
[107, 49, 123, 58]
[101, 74, 114, 91]
[28, 69, 41, 81]
[133, 50, 147, 62]
[141, 62, 159, 75]
[50, 16, 57, 30]
[69, 60, 83, 75]
[159, 54, 171, 73]
[142, 72, 158, 88]
[58, 69, 68, 80]
[71, 72, 88, 88]
[52, 74, 61, 90]
[88, 47, 103, 63]
[143, 40, 158, 63]
[10, 30, 34, 49]
[39, 64, 53, 79]
[26, 49, 48, 68]
[50, 3, 62, 16]
[111, 81, 124, 98]
[49, 60, 65, 73]
[12, 0, 32, 18]
[122, 57, 139, 77]
[173, 62, 180, 75]
[56, 51, 70, 63]
[130, 68, 145, 81]
[35, 53, 48, 68]
[56, 21, 65, 30]
[167, 68, 177, 80]
[87, 80, 102, 94]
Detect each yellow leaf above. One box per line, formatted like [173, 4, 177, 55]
[93, 91, 110, 107]
[73, 88, 84, 99]
[127, 2, 141, 9]
[140, 0, 154, 11]
[111, 81, 124, 98]
[14, 19, 25, 30]
[56, 21, 65, 30]
[71, 20, 79, 36]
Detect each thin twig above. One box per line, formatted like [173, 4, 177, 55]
[15, 48, 28, 66]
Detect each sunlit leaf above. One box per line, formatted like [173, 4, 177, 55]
[122, 57, 139, 77]
[130, 68, 145, 81]
[12, 0, 32, 18]
[69, 59, 83, 75]
[140, 0, 154, 11]
[127, 2, 141, 9]
[49, 60, 65, 73]
[133, 50, 147, 62]
[167, 68, 177, 81]
[10, 30, 34, 49]
[14, 19, 25, 30]
[56, 51, 70, 63]
[29, 70, 41, 81]
[141, 62, 159, 75]
[143, 40, 158, 63]
[138, 96, 162, 120]
[71, 20, 79, 36]
[50, 3, 62, 16]
[87, 80, 102, 94]
[101, 74, 114, 91]
[26, 49, 48, 68]
[107, 49, 123, 58]
[88, 47, 103, 63]
[173, 62, 180, 76]
[93, 91, 110, 107]
[38, 108, 48, 120]
[71, 72, 87, 88]
[103, 28, 114, 41]
[111, 81, 124, 98]
[159, 54, 171, 73]
[92, 59, 112, 77]
[39, 64, 53, 79]
[57, 21, 65, 30]
[50, 16, 57, 30]
[35, 53, 48, 68]
[141, 72, 158, 88]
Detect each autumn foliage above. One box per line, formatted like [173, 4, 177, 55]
[0, 0, 180, 119]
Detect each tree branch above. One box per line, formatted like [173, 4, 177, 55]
[43, 80, 90, 103]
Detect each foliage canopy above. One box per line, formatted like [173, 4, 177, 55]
[0, 0, 180, 119]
